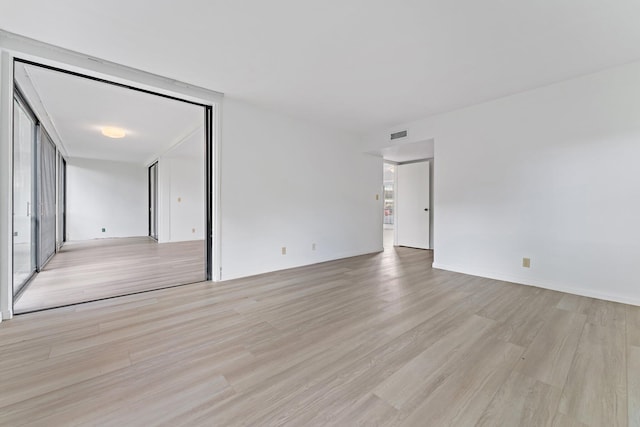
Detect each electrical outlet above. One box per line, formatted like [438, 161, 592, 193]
[281, 247, 287, 255]
[192, 228, 196, 233]
[522, 257, 531, 268]
[102, 228, 106, 233]
[376, 194, 379, 200]
[312, 243, 316, 251]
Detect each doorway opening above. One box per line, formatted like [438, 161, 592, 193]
[377, 139, 435, 251]
[396, 160, 431, 250]
[383, 162, 396, 249]
[11, 59, 214, 314]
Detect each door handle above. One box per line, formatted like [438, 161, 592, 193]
[424, 208, 429, 211]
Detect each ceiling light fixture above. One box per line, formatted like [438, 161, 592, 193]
[101, 126, 126, 139]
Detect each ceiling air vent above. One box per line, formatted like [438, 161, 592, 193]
[390, 130, 407, 140]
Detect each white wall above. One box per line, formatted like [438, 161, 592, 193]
[0, 51, 13, 320]
[368, 60, 640, 306]
[170, 158, 204, 241]
[220, 98, 382, 280]
[156, 128, 205, 243]
[67, 158, 147, 240]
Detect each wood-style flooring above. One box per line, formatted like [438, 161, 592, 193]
[14, 237, 205, 314]
[1, 245, 638, 426]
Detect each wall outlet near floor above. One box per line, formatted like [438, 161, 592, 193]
[281, 247, 287, 255]
[312, 243, 316, 251]
[102, 228, 106, 233]
[522, 257, 531, 268]
[192, 228, 196, 233]
[376, 194, 379, 200]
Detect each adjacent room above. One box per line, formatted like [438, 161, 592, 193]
[1, 2, 640, 426]
[11, 61, 209, 313]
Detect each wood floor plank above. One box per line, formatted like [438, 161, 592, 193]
[629, 345, 640, 427]
[514, 308, 587, 388]
[0, 347, 131, 409]
[14, 237, 206, 313]
[584, 299, 627, 329]
[553, 412, 591, 427]
[373, 314, 496, 409]
[0, 245, 637, 425]
[477, 370, 562, 427]
[397, 337, 524, 426]
[492, 289, 564, 348]
[331, 394, 399, 426]
[558, 322, 627, 426]
[628, 305, 640, 347]
[557, 293, 595, 314]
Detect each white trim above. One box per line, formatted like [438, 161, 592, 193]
[0, 51, 14, 321]
[0, 30, 222, 105]
[213, 104, 222, 281]
[220, 248, 384, 282]
[432, 262, 640, 307]
[0, 31, 225, 319]
[144, 126, 203, 167]
[15, 64, 69, 157]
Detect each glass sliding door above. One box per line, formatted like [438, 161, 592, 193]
[58, 156, 67, 248]
[149, 162, 158, 240]
[13, 97, 38, 295]
[38, 129, 57, 269]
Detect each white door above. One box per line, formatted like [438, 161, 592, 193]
[396, 161, 430, 249]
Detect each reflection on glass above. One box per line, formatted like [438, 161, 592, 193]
[13, 99, 37, 294]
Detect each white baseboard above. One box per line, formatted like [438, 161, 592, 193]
[220, 247, 384, 282]
[432, 262, 640, 307]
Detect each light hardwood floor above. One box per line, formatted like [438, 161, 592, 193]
[1, 246, 638, 426]
[14, 237, 205, 314]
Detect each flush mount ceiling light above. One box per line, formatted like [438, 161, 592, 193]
[101, 126, 126, 139]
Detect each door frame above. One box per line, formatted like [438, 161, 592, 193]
[394, 159, 433, 250]
[60, 156, 67, 245]
[148, 161, 158, 241]
[0, 30, 223, 320]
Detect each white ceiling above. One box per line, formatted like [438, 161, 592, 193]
[375, 139, 434, 163]
[3, 1, 640, 134]
[15, 63, 204, 163]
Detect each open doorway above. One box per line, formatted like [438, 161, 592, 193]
[377, 139, 434, 251]
[383, 162, 395, 249]
[11, 60, 213, 314]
